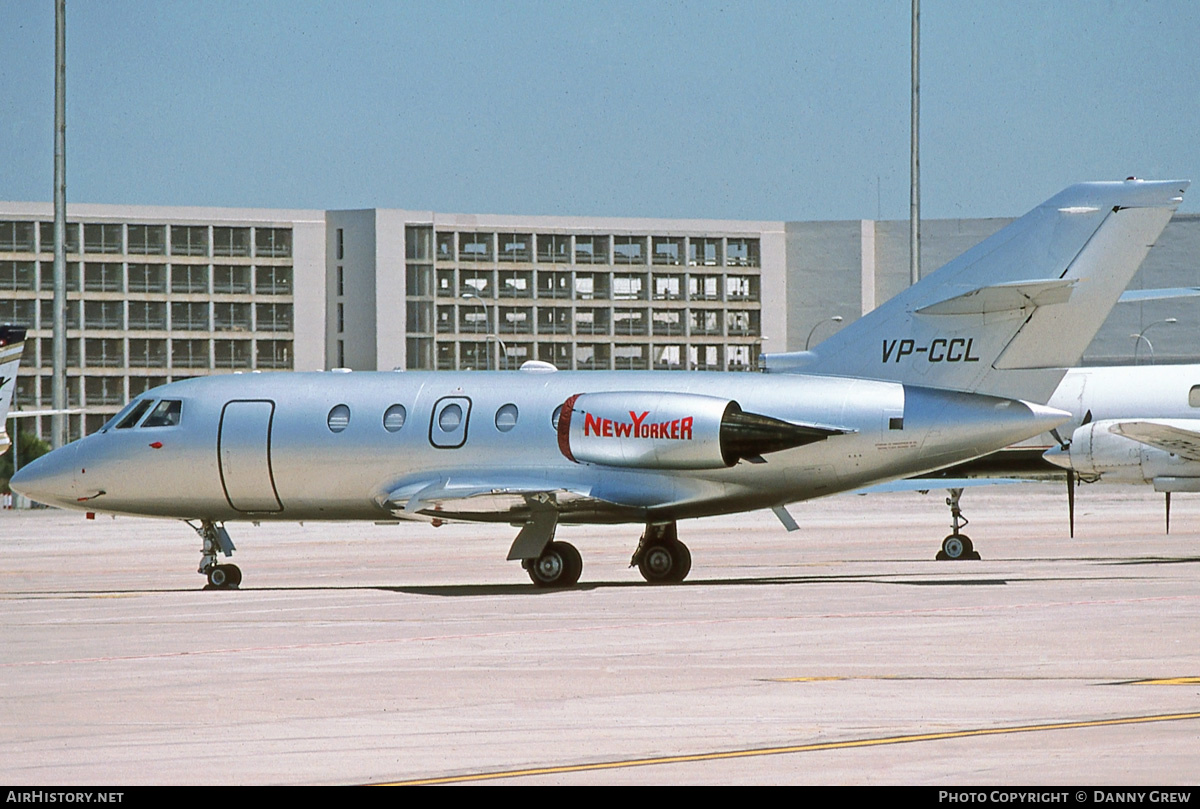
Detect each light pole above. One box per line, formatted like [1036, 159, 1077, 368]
[805, 316, 844, 350]
[461, 293, 508, 370]
[1131, 318, 1177, 364]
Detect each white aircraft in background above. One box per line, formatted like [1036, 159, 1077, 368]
[11, 179, 1189, 588]
[841, 363, 1200, 558]
[0, 326, 30, 456]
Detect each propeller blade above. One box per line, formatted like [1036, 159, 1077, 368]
[1166, 491, 1171, 535]
[1067, 469, 1075, 538]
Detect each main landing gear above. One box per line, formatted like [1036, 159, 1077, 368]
[523, 541, 583, 588]
[630, 522, 692, 584]
[936, 488, 981, 561]
[189, 519, 242, 589]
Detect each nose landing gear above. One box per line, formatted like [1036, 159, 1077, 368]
[189, 519, 242, 589]
[935, 488, 981, 561]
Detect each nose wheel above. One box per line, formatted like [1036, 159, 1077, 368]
[207, 564, 242, 588]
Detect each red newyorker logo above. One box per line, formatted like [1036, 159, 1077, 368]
[583, 410, 695, 440]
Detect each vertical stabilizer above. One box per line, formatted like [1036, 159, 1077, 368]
[766, 179, 1188, 402]
[0, 326, 29, 455]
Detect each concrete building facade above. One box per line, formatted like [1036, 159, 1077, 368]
[2, 199, 1197, 443]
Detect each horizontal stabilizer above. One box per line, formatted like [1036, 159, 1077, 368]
[916, 279, 1076, 316]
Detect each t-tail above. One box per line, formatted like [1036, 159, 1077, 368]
[765, 179, 1189, 402]
[0, 325, 28, 455]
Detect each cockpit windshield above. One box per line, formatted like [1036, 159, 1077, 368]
[102, 399, 155, 431]
[141, 400, 182, 428]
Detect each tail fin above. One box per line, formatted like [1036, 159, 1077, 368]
[0, 325, 29, 455]
[766, 179, 1189, 402]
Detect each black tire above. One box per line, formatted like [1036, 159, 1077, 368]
[940, 534, 967, 560]
[225, 564, 243, 587]
[638, 539, 691, 583]
[207, 565, 229, 588]
[528, 541, 583, 588]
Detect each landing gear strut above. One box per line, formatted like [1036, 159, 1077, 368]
[189, 520, 242, 589]
[631, 522, 691, 583]
[935, 488, 980, 561]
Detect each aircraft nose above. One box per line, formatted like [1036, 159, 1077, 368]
[10, 444, 79, 508]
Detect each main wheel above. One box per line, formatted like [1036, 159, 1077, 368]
[637, 539, 691, 583]
[527, 541, 583, 588]
[207, 564, 242, 589]
[939, 534, 972, 561]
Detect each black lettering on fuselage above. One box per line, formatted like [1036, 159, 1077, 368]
[883, 337, 981, 363]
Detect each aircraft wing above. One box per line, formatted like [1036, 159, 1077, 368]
[384, 476, 598, 519]
[1110, 421, 1200, 462]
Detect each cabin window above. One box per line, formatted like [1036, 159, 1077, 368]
[141, 400, 182, 428]
[438, 403, 463, 432]
[383, 404, 407, 432]
[327, 404, 351, 433]
[551, 404, 563, 430]
[495, 404, 519, 432]
[1189, 386, 1200, 407]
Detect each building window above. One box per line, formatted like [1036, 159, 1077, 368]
[255, 266, 292, 295]
[214, 339, 252, 368]
[82, 224, 122, 254]
[612, 273, 646, 300]
[690, 309, 722, 335]
[458, 232, 493, 262]
[84, 262, 124, 292]
[171, 302, 210, 331]
[574, 272, 610, 300]
[38, 222, 79, 254]
[575, 343, 611, 370]
[38, 261, 79, 291]
[128, 301, 167, 330]
[537, 234, 571, 264]
[613, 236, 647, 265]
[170, 226, 208, 257]
[84, 300, 124, 330]
[254, 228, 291, 258]
[0, 261, 36, 291]
[84, 375, 124, 405]
[406, 301, 433, 333]
[171, 264, 208, 293]
[171, 338, 210, 368]
[84, 339, 124, 368]
[652, 237, 683, 265]
[405, 226, 432, 260]
[499, 307, 533, 334]
[337, 303, 344, 334]
[689, 238, 722, 266]
[725, 275, 759, 301]
[498, 233, 531, 262]
[459, 269, 493, 297]
[128, 263, 167, 293]
[613, 308, 648, 335]
[213, 265, 252, 294]
[35, 299, 70, 328]
[613, 344, 648, 370]
[213, 227, 251, 257]
[0, 221, 35, 252]
[575, 235, 609, 265]
[726, 309, 760, 336]
[214, 302, 252, 332]
[498, 269, 532, 298]
[726, 238, 760, 267]
[688, 274, 721, 301]
[537, 270, 571, 299]
[652, 309, 684, 336]
[536, 307, 571, 335]
[336, 228, 344, 260]
[127, 224, 166, 255]
[255, 303, 293, 332]
[573, 307, 609, 335]
[256, 340, 292, 369]
[406, 264, 432, 297]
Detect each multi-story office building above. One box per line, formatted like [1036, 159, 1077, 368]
[0, 203, 325, 438]
[326, 210, 785, 375]
[3, 199, 1198, 443]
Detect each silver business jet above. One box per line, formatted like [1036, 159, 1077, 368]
[12, 180, 1189, 588]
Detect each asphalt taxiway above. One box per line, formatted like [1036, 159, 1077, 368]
[1, 484, 1198, 785]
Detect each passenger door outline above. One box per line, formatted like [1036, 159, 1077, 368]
[218, 399, 283, 513]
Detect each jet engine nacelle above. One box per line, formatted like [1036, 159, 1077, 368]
[1055, 419, 1200, 484]
[557, 391, 841, 470]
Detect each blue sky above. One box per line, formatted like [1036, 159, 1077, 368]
[2, 1, 1198, 221]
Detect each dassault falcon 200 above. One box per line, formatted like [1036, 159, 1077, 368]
[12, 179, 1189, 589]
